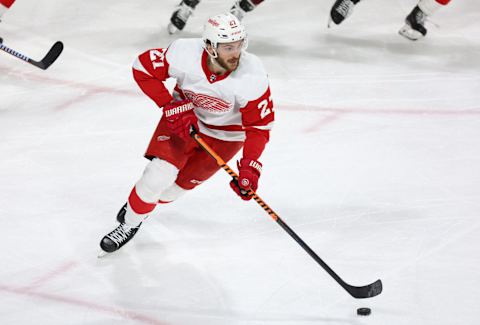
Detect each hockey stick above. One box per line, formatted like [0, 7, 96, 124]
[191, 130, 383, 299]
[0, 37, 63, 70]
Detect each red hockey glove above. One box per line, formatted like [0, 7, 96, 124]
[229, 158, 262, 201]
[164, 99, 198, 140]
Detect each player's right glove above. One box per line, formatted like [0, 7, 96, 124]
[230, 158, 262, 201]
[163, 99, 198, 140]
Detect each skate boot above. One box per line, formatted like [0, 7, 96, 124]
[328, 0, 361, 27]
[398, 6, 427, 41]
[168, 0, 200, 34]
[100, 203, 142, 253]
[230, 0, 256, 21]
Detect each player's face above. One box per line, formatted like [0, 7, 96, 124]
[215, 40, 244, 71]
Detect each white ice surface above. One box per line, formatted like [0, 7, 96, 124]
[1, 1, 480, 324]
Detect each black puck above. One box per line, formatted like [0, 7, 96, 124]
[357, 307, 371, 316]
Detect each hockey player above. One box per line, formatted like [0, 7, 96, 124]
[168, 0, 265, 34]
[0, 0, 15, 21]
[328, 0, 451, 41]
[100, 13, 274, 254]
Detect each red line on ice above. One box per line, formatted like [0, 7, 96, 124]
[0, 284, 168, 325]
[19, 261, 77, 291]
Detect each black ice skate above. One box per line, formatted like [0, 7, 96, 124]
[399, 6, 427, 41]
[328, 0, 360, 27]
[230, 0, 255, 21]
[167, 0, 200, 34]
[99, 203, 142, 254]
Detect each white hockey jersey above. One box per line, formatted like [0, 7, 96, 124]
[132, 38, 274, 145]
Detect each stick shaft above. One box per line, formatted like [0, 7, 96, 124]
[191, 132, 382, 298]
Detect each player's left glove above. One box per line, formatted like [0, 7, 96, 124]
[230, 158, 262, 201]
[163, 99, 198, 140]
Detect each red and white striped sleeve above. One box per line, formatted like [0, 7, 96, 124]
[240, 86, 274, 161]
[132, 48, 173, 108]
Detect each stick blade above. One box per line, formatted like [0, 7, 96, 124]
[346, 279, 383, 299]
[36, 41, 64, 70]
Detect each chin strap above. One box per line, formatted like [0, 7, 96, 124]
[206, 52, 230, 76]
[209, 55, 224, 71]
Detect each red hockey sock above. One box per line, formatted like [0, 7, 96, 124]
[128, 187, 156, 215]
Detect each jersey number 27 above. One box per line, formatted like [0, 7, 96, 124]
[149, 49, 166, 69]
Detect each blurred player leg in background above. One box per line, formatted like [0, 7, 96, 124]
[168, 0, 200, 34]
[329, 0, 451, 40]
[399, 0, 451, 41]
[230, 0, 264, 21]
[168, 0, 264, 34]
[0, 0, 15, 22]
[328, 0, 361, 27]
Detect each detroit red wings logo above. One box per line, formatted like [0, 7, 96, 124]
[183, 90, 232, 113]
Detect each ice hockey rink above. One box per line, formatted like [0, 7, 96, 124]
[1, 0, 479, 324]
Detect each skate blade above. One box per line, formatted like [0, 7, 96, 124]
[398, 24, 423, 41]
[97, 250, 110, 258]
[327, 16, 333, 28]
[167, 23, 179, 35]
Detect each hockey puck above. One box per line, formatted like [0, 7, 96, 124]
[357, 307, 371, 316]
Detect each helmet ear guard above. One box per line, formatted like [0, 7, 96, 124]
[202, 13, 247, 57]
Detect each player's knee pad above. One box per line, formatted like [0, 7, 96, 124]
[158, 182, 188, 203]
[135, 158, 179, 203]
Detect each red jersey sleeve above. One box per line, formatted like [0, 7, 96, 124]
[240, 87, 274, 161]
[132, 48, 173, 108]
